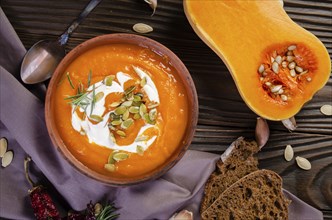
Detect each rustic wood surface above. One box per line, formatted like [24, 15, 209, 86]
[2, 0, 331, 218]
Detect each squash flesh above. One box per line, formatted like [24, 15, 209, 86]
[184, 0, 331, 120]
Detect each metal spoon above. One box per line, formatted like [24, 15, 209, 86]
[20, 0, 102, 84]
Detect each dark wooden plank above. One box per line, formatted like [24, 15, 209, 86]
[2, 0, 332, 216]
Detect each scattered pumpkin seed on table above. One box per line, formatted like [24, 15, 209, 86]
[320, 104, 332, 116]
[1, 150, 13, 168]
[133, 23, 153, 34]
[0, 137, 8, 158]
[284, 145, 294, 161]
[295, 156, 311, 170]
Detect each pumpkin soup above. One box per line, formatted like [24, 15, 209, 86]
[54, 43, 189, 178]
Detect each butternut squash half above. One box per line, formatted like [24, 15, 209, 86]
[184, 0, 331, 120]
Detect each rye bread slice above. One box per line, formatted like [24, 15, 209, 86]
[200, 137, 260, 213]
[201, 169, 291, 220]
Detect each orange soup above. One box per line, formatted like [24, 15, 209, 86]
[54, 44, 189, 178]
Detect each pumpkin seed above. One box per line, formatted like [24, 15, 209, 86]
[135, 92, 144, 98]
[108, 151, 117, 164]
[135, 135, 149, 142]
[133, 23, 153, 34]
[122, 100, 133, 107]
[113, 152, 129, 162]
[288, 62, 296, 69]
[281, 61, 287, 68]
[288, 45, 297, 51]
[1, 150, 13, 167]
[286, 56, 295, 62]
[111, 119, 122, 126]
[149, 108, 158, 121]
[94, 92, 104, 102]
[258, 64, 264, 74]
[262, 71, 267, 77]
[281, 95, 288, 101]
[287, 51, 293, 56]
[144, 113, 156, 125]
[282, 117, 297, 131]
[140, 77, 147, 87]
[0, 138, 8, 158]
[270, 57, 275, 63]
[115, 106, 127, 115]
[109, 113, 120, 120]
[320, 104, 332, 116]
[125, 86, 136, 95]
[136, 145, 144, 156]
[295, 156, 311, 170]
[126, 92, 134, 101]
[272, 62, 279, 74]
[133, 113, 141, 120]
[306, 77, 312, 82]
[122, 110, 130, 121]
[121, 118, 134, 129]
[271, 85, 282, 93]
[109, 133, 116, 143]
[104, 163, 116, 172]
[300, 70, 308, 75]
[116, 130, 126, 137]
[290, 69, 296, 77]
[284, 145, 294, 161]
[139, 103, 147, 116]
[147, 102, 159, 109]
[260, 77, 264, 81]
[278, 88, 284, 94]
[110, 102, 121, 107]
[90, 115, 103, 122]
[132, 101, 142, 107]
[104, 75, 114, 86]
[133, 95, 142, 102]
[108, 125, 116, 131]
[275, 55, 282, 64]
[129, 106, 139, 114]
[265, 82, 272, 87]
[295, 66, 303, 73]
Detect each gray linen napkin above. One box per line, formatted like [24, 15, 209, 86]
[0, 7, 323, 220]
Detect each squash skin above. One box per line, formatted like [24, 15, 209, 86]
[184, 0, 331, 120]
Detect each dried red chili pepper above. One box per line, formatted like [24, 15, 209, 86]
[24, 156, 61, 220]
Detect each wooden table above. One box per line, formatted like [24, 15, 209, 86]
[2, 0, 331, 218]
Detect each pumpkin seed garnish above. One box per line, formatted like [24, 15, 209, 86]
[139, 103, 147, 116]
[133, 113, 141, 120]
[113, 152, 129, 162]
[140, 77, 147, 87]
[133, 23, 153, 34]
[116, 130, 126, 137]
[111, 119, 122, 126]
[110, 102, 121, 108]
[90, 115, 103, 122]
[122, 100, 133, 107]
[1, 150, 13, 168]
[126, 92, 134, 101]
[104, 75, 114, 86]
[147, 102, 159, 109]
[108, 151, 117, 164]
[122, 110, 130, 121]
[320, 104, 332, 116]
[109, 133, 116, 143]
[115, 106, 127, 115]
[135, 135, 149, 142]
[104, 163, 116, 172]
[284, 145, 294, 161]
[121, 118, 134, 129]
[0, 138, 8, 158]
[94, 92, 104, 102]
[133, 95, 142, 102]
[136, 145, 144, 156]
[129, 106, 140, 114]
[295, 156, 311, 170]
[149, 108, 158, 121]
[125, 86, 136, 95]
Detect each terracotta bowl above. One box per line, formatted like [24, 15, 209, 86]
[45, 34, 198, 186]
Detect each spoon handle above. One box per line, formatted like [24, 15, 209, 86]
[59, 0, 103, 45]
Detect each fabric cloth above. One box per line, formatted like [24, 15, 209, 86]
[0, 7, 323, 220]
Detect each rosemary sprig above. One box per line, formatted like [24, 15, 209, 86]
[66, 72, 75, 89]
[87, 70, 92, 88]
[96, 202, 119, 220]
[90, 84, 96, 116]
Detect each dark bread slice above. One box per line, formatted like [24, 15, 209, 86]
[200, 137, 260, 213]
[201, 169, 291, 220]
